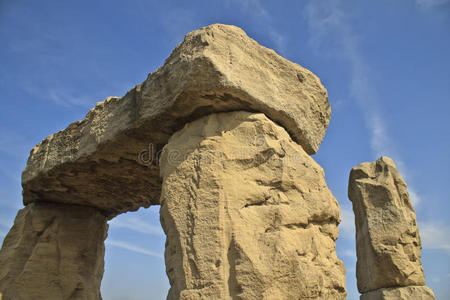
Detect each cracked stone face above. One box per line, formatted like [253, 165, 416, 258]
[21, 24, 330, 219]
[0, 202, 107, 300]
[159, 111, 346, 300]
[360, 286, 435, 300]
[0, 24, 339, 300]
[348, 156, 427, 294]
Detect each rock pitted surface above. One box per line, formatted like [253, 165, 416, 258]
[0, 202, 107, 300]
[348, 156, 435, 299]
[160, 111, 346, 300]
[22, 24, 330, 218]
[360, 286, 435, 300]
[0, 24, 340, 299]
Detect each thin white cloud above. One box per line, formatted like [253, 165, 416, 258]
[339, 248, 356, 258]
[0, 12, 116, 110]
[305, 0, 423, 206]
[0, 192, 23, 210]
[407, 188, 422, 206]
[0, 130, 30, 159]
[46, 88, 96, 108]
[227, 0, 286, 55]
[159, 8, 197, 43]
[420, 221, 450, 253]
[0, 130, 28, 185]
[0, 216, 13, 229]
[21, 82, 98, 109]
[416, 0, 450, 7]
[109, 215, 164, 236]
[305, 0, 390, 157]
[106, 239, 163, 258]
[339, 207, 355, 240]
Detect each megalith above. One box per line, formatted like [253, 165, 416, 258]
[21, 24, 331, 219]
[0, 24, 343, 299]
[160, 112, 346, 299]
[0, 202, 107, 299]
[348, 156, 435, 300]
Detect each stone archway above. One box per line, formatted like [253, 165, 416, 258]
[0, 24, 346, 299]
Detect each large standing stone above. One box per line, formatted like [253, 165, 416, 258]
[0, 202, 107, 300]
[348, 156, 435, 299]
[160, 111, 346, 300]
[21, 24, 330, 218]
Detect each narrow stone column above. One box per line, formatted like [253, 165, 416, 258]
[0, 202, 107, 300]
[348, 156, 435, 300]
[159, 111, 346, 300]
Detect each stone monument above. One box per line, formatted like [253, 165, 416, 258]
[0, 24, 346, 299]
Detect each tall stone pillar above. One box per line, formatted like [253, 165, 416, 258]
[0, 202, 107, 300]
[159, 111, 346, 300]
[348, 156, 435, 300]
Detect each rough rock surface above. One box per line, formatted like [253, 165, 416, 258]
[22, 24, 330, 218]
[360, 286, 435, 300]
[348, 156, 432, 297]
[160, 111, 346, 300]
[0, 202, 107, 300]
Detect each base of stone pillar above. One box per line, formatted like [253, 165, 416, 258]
[0, 202, 107, 300]
[360, 286, 435, 300]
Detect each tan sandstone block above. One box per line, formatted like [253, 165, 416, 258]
[0, 202, 107, 300]
[348, 156, 426, 293]
[360, 286, 435, 300]
[22, 24, 330, 218]
[160, 111, 345, 300]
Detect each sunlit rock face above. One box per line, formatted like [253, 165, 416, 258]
[0, 23, 338, 300]
[349, 156, 435, 299]
[21, 24, 330, 219]
[0, 202, 107, 300]
[160, 111, 346, 300]
[360, 286, 435, 300]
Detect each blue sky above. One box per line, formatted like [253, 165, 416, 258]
[0, 0, 449, 299]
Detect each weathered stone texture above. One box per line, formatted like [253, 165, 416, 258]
[360, 286, 435, 300]
[0, 202, 107, 300]
[349, 156, 434, 299]
[1, 24, 341, 299]
[22, 24, 330, 218]
[160, 111, 346, 300]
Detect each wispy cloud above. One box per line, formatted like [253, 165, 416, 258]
[339, 248, 356, 258]
[0, 217, 9, 238]
[0, 130, 30, 159]
[46, 88, 96, 108]
[407, 188, 422, 206]
[420, 221, 450, 253]
[20, 82, 100, 109]
[227, 0, 286, 55]
[305, 0, 423, 206]
[0, 215, 14, 229]
[155, 0, 287, 55]
[106, 239, 163, 258]
[0, 9, 117, 110]
[339, 207, 355, 240]
[161, 10, 198, 43]
[109, 215, 164, 236]
[0, 130, 29, 185]
[416, 0, 450, 7]
[305, 0, 389, 158]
